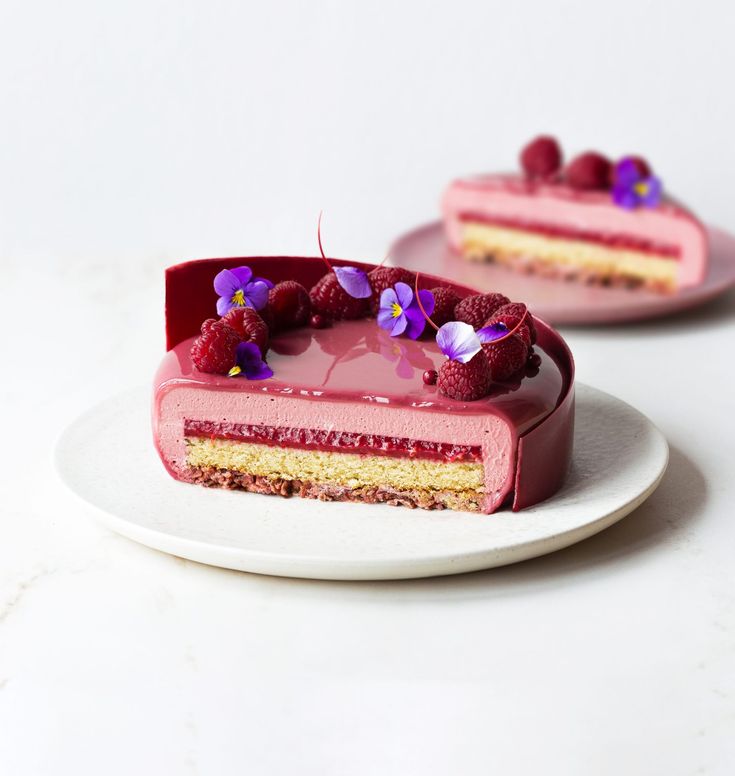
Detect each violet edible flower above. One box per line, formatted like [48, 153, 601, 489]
[435, 321, 482, 363]
[377, 282, 435, 340]
[334, 266, 372, 299]
[612, 158, 662, 210]
[228, 341, 274, 380]
[477, 321, 509, 343]
[214, 266, 273, 315]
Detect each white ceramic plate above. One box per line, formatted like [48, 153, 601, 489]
[55, 384, 668, 580]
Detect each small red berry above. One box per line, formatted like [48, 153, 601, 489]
[437, 352, 492, 401]
[612, 155, 652, 183]
[454, 292, 510, 329]
[310, 313, 331, 329]
[310, 272, 368, 320]
[566, 152, 612, 191]
[482, 335, 529, 381]
[423, 369, 438, 386]
[268, 281, 311, 330]
[221, 307, 269, 355]
[190, 318, 241, 374]
[520, 135, 563, 179]
[526, 351, 542, 377]
[429, 286, 461, 327]
[368, 266, 416, 314]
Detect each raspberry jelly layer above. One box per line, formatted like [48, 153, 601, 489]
[184, 420, 483, 463]
[457, 211, 680, 258]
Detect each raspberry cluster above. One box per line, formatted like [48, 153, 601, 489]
[519, 135, 652, 192]
[434, 294, 538, 401]
[191, 279, 313, 374]
[190, 263, 539, 406]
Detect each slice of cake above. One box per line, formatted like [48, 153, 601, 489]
[442, 136, 708, 293]
[153, 256, 574, 514]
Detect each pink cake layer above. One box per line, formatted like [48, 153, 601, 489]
[443, 174, 708, 287]
[154, 256, 575, 513]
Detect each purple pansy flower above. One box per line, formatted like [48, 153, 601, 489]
[477, 321, 509, 343]
[214, 266, 273, 316]
[228, 341, 273, 380]
[377, 282, 435, 340]
[334, 266, 371, 299]
[437, 320, 515, 363]
[612, 158, 662, 210]
[435, 321, 482, 363]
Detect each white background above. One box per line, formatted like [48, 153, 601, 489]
[2, 2, 735, 775]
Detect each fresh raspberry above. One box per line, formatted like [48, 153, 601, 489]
[190, 318, 241, 374]
[454, 292, 510, 329]
[484, 302, 537, 345]
[565, 152, 612, 190]
[221, 307, 269, 355]
[368, 266, 416, 314]
[525, 351, 542, 377]
[612, 155, 652, 183]
[520, 135, 563, 179]
[310, 272, 368, 320]
[257, 303, 275, 331]
[484, 315, 531, 348]
[310, 313, 331, 329]
[429, 286, 461, 327]
[268, 281, 311, 330]
[438, 352, 492, 401]
[423, 369, 438, 386]
[482, 335, 529, 381]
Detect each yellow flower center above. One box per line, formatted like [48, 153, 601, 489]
[391, 302, 403, 318]
[231, 289, 246, 306]
[228, 365, 242, 377]
[633, 181, 649, 197]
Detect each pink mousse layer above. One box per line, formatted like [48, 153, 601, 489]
[442, 174, 708, 288]
[153, 319, 567, 514]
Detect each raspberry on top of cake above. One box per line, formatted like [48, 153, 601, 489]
[153, 253, 574, 514]
[442, 136, 708, 293]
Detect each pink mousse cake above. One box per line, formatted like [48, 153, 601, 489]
[442, 136, 708, 293]
[153, 256, 574, 514]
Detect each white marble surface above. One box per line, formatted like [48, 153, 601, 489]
[3, 244, 735, 776]
[2, 1, 735, 773]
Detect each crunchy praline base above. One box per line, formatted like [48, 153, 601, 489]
[187, 466, 484, 513]
[462, 248, 674, 292]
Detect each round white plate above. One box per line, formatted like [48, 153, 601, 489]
[56, 384, 668, 581]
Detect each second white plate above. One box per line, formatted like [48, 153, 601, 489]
[55, 384, 668, 580]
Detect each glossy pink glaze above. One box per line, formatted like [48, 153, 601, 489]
[442, 173, 709, 288]
[154, 256, 575, 513]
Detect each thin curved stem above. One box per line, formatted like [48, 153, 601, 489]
[414, 273, 439, 332]
[317, 211, 333, 272]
